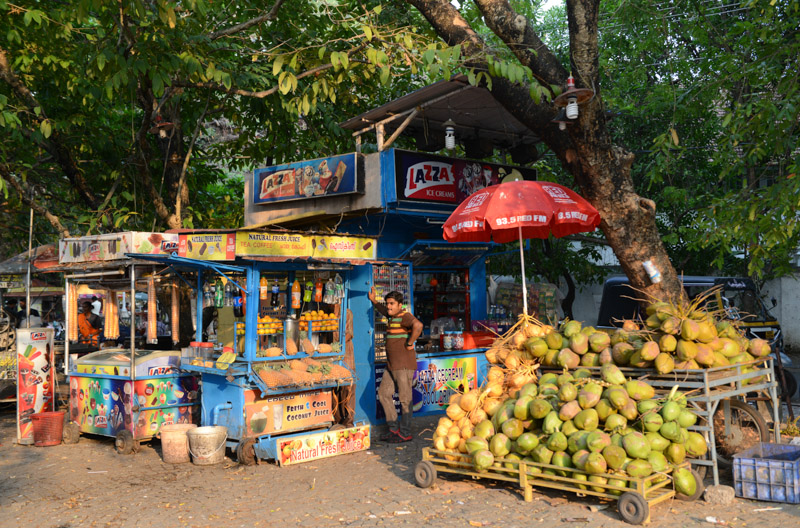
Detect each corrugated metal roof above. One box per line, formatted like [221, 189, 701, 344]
[340, 75, 539, 150]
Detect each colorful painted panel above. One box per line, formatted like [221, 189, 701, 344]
[375, 356, 478, 419]
[69, 375, 199, 438]
[252, 153, 359, 205]
[17, 329, 54, 444]
[177, 233, 236, 260]
[277, 424, 370, 466]
[235, 232, 376, 260]
[244, 389, 333, 437]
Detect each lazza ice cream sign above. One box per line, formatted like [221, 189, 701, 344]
[394, 150, 537, 205]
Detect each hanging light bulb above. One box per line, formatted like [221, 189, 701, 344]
[554, 74, 594, 122]
[443, 118, 456, 150]
[552, 108, 572, 131]
[566, 96, 579, 120]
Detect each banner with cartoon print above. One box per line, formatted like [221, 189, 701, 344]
[16, 328, 54, 444]
[69, 375, 198, 438]
[253, 153, 360, 205]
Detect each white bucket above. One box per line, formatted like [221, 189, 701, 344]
[186, 426, 228, 465]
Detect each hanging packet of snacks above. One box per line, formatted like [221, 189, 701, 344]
[323, 278, 336, 304]
[104, 290, 120, 340]
[147, 277, 157, 344]
[68, 282, 79, 342]
[334, 273, 345, 302]
[171, 280, 180, 344]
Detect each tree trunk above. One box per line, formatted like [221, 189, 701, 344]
[408, 0, 685, 302]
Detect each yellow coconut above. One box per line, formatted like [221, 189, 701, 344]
[446, 403, 466, 421]
[459, 390, 479, 412]
[469, 408, 488, 425]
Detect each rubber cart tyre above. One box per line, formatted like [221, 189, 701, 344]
[676, 468, 706, 501]
[618, 492, 649, 525]
[62, 423, 80, 444]
[237, 439, 257, 466]
[115, 430, 136, 455]
[713, 399, 769, 466]
[414, 460, 437, 488]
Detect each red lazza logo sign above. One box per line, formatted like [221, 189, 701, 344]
[31, 332, 47, 341]
[404, 161, 457, 202]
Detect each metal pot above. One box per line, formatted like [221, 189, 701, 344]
[283, 317, 299, 344]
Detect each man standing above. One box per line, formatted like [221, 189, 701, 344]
[91, 296, 102, 316]
[368, 288, 423, 443]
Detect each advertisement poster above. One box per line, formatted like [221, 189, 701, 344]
[277, 424, 370, 466]
[244, 389, 332, 436]
[177, 233, 236, 261]
[253, 153, 360, 205]
[59, 232, 178, 263]
[69, 375, 199, 438]
[375, 356, 478, 419]
[235, 232, 377, 260]
[394, 150, 537, 205]
[16, 328, 54, 444]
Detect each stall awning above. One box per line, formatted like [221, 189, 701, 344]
[397, 240, 492, 268]
[125, 254, 247, 274]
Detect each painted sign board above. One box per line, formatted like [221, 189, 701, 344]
[177, 233, 236, 261]
[59, 232, 179, 263]
[16, 328, 54, 444]
[235, 232, 377, 260]
[393, 150, 537, 205]
[276, 424, 370, 466]
[253, 153, 361, 205]
[375, 355, 478, 419]
[244, 389, 333, 436]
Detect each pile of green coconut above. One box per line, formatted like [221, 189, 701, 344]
[435, 364, 704, 498]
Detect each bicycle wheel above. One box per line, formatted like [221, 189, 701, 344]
[712, 399, 769, 466]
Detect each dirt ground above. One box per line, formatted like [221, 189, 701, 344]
[1, 406, 799, 528]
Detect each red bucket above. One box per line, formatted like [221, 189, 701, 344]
[31, 411, 65, 447]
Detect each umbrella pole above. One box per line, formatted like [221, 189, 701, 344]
[518, 224, 528, 316]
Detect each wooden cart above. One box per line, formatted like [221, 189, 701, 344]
[414, 447, 702, 525]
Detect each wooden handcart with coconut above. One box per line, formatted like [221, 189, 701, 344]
[415, 447, 700, 525]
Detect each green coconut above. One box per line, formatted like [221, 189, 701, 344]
[585, 452, 608, 475]
[623, 432, 651, 459]
[647, 451, 669, 473]
[542, 411, 563, 435]
[589, 332, 611, 352]
[677, 409, 697, 428]
[604, 413, 628, 432]
[568, 431, 590, 453]
[686, 431, 708, 457]
[529, 399, 553, 420]
[474, 419, 495, 440]
[572, 449, 590, 470]
[625, 380, 656, 401]
[659, 334, 678, 352]
[547, 431, 569, 452]
[673, 467, 697, 497]
[626, 459, 654, 478]
[516, 432, 539, 454]
[586, 430, 612, 452]
[602, 445, 628, 470]
[578, 383, 603, 410]
[562, 320, 582, 338]
[489, 433, 512, 457]
[574, 408, 600, 431]
[654, 352, 675, 374]
[473, 449, 495, 471]
[601, 363, 627, 386]
[642, 412, 664, 433]
[501, 418, 525, 440]
[595, 399, 618, 421]
[645, 432, 670, 453]
[660, 401, 681, 422]
[558, 383, 578, 403]
[664, 442, 686, 464]
[640, 341, 661, 361]
[612, 342, 636, 365]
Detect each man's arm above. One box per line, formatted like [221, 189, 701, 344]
[368, 287, 389, 317]
[405, 317, 424, 350]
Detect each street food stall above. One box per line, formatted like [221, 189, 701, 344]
[132, 229, 377, 465]
[56, 232, 200, 452]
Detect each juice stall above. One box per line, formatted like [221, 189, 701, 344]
[56, 232, 200, 453]
[131, 229, 378, 465]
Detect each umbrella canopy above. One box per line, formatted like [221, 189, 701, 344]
[443, 180, 601, 316]
[443, 180, 600, 243]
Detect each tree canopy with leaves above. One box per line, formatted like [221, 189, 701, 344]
[1, 0, 797, 298]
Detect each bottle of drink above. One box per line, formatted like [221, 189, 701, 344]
[291, 279, 302, 309]
[314, 278, 323, 303]
[270, 279, 280, 307]
[215, 278, 224, 308]
[259, 275, 268, 301]
[203, 281, 212, 308]
[224, 281, 233, 306]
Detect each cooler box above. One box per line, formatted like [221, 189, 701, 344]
[462, 331, 495, 349]
[75, 348, 181, 377]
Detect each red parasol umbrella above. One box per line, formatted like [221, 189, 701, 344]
[443, 180, 601, 315]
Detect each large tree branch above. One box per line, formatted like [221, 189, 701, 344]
[209, 0, 288, 40]
[0, 47, 100, 210]
[175, 96, 211, 223]
[0, 166, 70, 237]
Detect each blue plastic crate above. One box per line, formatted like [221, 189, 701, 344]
[733, 442, 800, 503]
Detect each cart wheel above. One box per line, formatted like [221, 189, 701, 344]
[237, 439, 257, 466]
[690, 461, 708, 482]
[713, 399, 769, 466]
[414, 460, 437, 488]
[115, 430, 136, 455]
[676, 468, 706, 502]
[62, 423, 80, 445]
[618, 492, 649, 525]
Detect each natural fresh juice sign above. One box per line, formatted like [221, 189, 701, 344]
[235, 232, 376, 260]
[276, 424, 370, 466]
[178, 233, 236, 260]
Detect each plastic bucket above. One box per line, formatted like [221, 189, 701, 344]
[32, 410, 65, 447]
[160, 423, 197, 464]
[187, 426, 227, 465]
